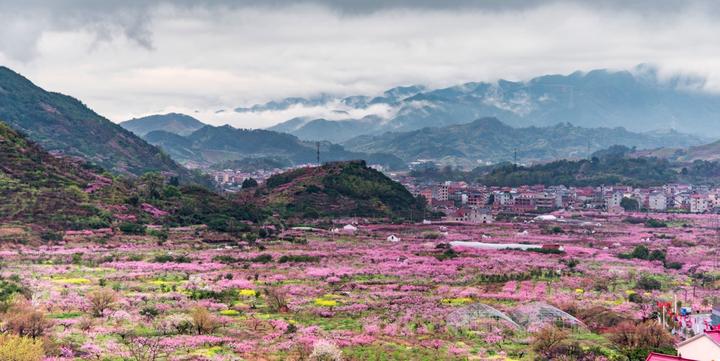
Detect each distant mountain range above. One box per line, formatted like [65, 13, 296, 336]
[120, 113, 206, 136]
[141, 125, 407, 170]
[341, 117, 706, 167]
[262, 65, 720, 142]
[0, 67, 198, 181]
[633, 139, 720, 163]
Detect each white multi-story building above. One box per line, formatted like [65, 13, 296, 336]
[648, 192, 667, 211]
[690, 195, 710, 213]
[605, 192, 623, 210]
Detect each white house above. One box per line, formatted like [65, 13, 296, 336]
[649, 192, 668, 211]
[676, 330, 720, 361]
[690, 195, 710, 214]
[605, 192, 623, 210]
[386, 234, 400, 242]
[468, 208, 493, 224]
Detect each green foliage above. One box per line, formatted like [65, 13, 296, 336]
[242, 177, 258, 189]
[278, 255, 320, 263]
[644, 218, 667, 228]
[118, 222, 146, 235]
[620, 197, 640, 211]
[637, 276, 662, 290]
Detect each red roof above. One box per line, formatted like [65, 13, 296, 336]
[645, 352, 698, 361]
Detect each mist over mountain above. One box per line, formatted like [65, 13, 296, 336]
[120, 113, 206, 136]
[263, 65, 720, 141]
[341, 117, 706, 167]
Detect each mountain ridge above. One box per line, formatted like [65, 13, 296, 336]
[0, 66, 199, 181]
[341, 117, 706, 167]
[261, 65, 720, 141]
[120, 113, 206, 136]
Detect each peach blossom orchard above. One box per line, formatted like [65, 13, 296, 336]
[1, 211, 719, 360]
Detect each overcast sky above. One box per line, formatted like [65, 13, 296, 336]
[2, 0, 720, 128]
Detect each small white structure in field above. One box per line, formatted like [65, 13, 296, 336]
[342, 224, 358, 234]
[422, 219, 432, 225]
[517, 230, 529, 237]
[386, 234, 401, 242]
[534, 215, 557, 222]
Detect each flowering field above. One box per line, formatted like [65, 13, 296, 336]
[1, 211, 719, 360]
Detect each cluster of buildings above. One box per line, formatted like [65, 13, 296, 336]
[402, 181, 720, 220]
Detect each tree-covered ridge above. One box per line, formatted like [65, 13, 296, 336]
[0, 67, 198, 180]
[243, 161, 426, 220]
[412, 145, 720, 187]
[143, 125, 406, 170]
[342, 117, 704, 166]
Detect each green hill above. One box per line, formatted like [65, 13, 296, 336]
[0, 67, 197, 180]
[241, 161, 426, 220]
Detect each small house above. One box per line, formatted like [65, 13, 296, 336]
[386, 234, 400, 242]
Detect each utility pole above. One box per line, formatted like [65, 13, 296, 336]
[316, 142, 320, 166]
[514, 148, 518, 167]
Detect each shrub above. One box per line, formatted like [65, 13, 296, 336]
[264, 288, 289, 313]
[3, 300, 51, 338]
[0, 334, 44, 361]
[140, 306, 160, 320]
[118, 222, 146, 235]
[609, 321, 674, 354]
[88, 288, 116, 317]
[242, 178, 258, 189]
[531, 325, 569, 359]
[278, 255, 320, 263]
[309, 340, 343, 361]
[189, 307, 217, 335]
[250, 254, 273, 263]
[644, 218, 667, 228]
[637, 276, 661, 291]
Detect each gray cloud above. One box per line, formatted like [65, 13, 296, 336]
[1, 0, 719, 128]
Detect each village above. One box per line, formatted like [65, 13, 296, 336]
[401, 180, 720, 224]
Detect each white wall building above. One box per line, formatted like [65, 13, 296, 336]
[676, 330, 720, 361]
[690, 195, 709, 213]
[648, 192, 667, 211]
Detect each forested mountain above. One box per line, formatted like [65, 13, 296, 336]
[142, 125, 407, 170]
[237, 160, 426, 220]
[342, 117, 704, 166]
[120, 113, 206, 136]
[0, 67, 196, 180]
[265, 65, 720, 141]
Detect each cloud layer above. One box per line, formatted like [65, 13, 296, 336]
[2, 0, 720, 128]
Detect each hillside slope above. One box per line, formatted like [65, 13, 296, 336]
[0, 67, 196, 179]
[120, 113, 206, 136]
[0, 120, 261, 232]
[239, 161, 425, 220]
